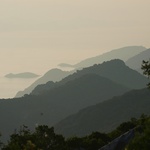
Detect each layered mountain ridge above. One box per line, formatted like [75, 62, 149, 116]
[15, 68, 72, 97]
[1, 59, 145, 141]
[55, 88, 150, 137]
[59, 46, 146, 69]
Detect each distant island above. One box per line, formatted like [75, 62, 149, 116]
[5, 72, 40, 79]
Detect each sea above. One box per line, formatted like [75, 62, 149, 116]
[0, 75, 39, 99]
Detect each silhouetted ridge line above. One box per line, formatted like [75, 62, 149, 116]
[57, 59, 147, 90]
[27, 59, 147, 97]
[126, 48, 150, 73]
[59, 46, 146, 69]
[15, 68, 72, 97]
[17, 59, 147, 98]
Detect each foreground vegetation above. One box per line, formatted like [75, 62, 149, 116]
[0, 115, 150, 150]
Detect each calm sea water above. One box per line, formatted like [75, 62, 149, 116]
[0, 76, 38, 99]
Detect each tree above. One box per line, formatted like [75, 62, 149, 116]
[33, 125, 67, 150]
[82, 132, 110, 150]
[2, 125, 67, 150]
[126, 116, 150, 150]
[141, 60, 150, 88]
[2, 125, 33, 150]
[66, 136, 82, 150]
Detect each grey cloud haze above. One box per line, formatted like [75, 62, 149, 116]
[0, 0, 150, 74]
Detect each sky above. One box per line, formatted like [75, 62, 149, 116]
[0, 0, 150, 75]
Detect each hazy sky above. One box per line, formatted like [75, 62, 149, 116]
[0, 0, 150, 75]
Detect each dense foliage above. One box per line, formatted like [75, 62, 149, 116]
[2, 125, 67, 150]
[126, 115, 150, 150]
[1, 115, 150, 150]
[142, 60, 150, 88]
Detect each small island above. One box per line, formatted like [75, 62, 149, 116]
[5, 72, 40, 79]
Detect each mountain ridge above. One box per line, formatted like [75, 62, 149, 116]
[57, 59, 147, 90]
[55, 88, 150, 137]
[126, 48, 150, 73]
[59, 46, 146, 69]
[0, 73, 129, 141]
[15, 68, 72, 97]
[26, 59, 148, 97]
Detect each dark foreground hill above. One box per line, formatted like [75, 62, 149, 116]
[0, 74, 129, 141]
[55, 88, 150, 137]
[59, 46, 146, 69]
[15, 68, 71, 97]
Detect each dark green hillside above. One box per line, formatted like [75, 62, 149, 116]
[16, 59, 147, 98]
[1, 115, 150, 150]
[55, 88, 150, 137]
[31, 81, 55, 95]
[0, 74, 128, 141]
[35, 74, 129, 108]
[16, 68, 71, 97]
[30, 59, 148, 97]
[1, 59, 148, 142]
[57, 59, 148, 90]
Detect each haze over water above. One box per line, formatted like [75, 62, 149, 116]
[0, 76, 38, 99]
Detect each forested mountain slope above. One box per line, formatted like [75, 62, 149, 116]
[0, 74, 129, 141]
[30, 59, 148, 96]
[16, 68, 71, 97]
[55, 88, 150, 137]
